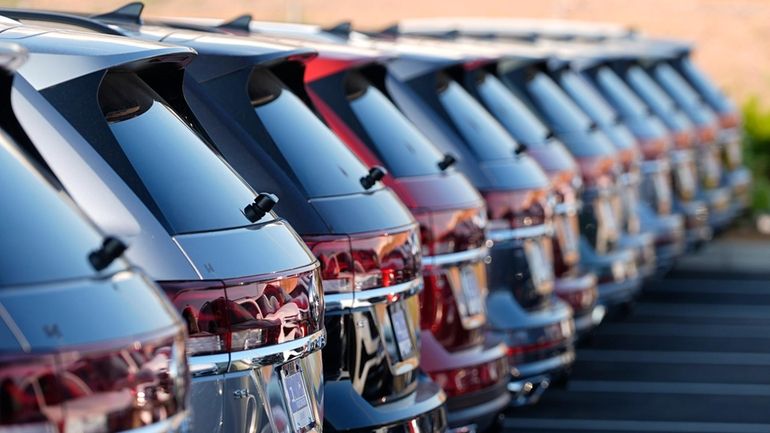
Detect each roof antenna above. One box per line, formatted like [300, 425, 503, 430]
[92, 2, 144, 25]
[218, 14, 253, 33]
[324, 20, 352, 37]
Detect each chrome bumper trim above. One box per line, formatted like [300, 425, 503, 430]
[422, 246, 489, 267]
[325, 278, 423, 312]
[189, 330, 327, 376]
[488, 224, 552, 242]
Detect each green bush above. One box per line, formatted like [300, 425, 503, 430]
[741, 97, 770, 213]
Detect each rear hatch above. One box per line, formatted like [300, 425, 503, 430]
[0, 127, 187, 432]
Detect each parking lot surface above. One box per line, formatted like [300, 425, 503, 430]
[505, 252, 770, 433]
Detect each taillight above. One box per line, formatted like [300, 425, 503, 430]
[160, 268, 323, 356]
[672, 130, 695, 150]
[696, 124, 718, 145]
[304, 226, 422, 294]
[484, 189, 550, 232]
[638, 137, 671, 160]
[0, 333, 188, 433]
[430, 357, 508, 398]
[414, 207, 486, 257]
[719, 112, 741, 129]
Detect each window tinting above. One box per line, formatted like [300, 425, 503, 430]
[626, 65, 677, 117]
[347, 75, 445, 177]
[0, 135, 120, 286]
[652, 63, 718, 125]
[678, 58, 734, 113]
[525, 71, 592, 133]
[99, 72, 260, 234]
[592, 66, 648, 119]
[250, 68, 374, 198]
[476, 72, 550, 146]
[437, 75, 520, 161]
[558, 69, 617, 126]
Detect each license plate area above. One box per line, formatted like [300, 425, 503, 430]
[389, 303, 415, 360]
[594, 198, 620, 253]
[523, 238, 554, 295]
[459, 264, 485, 317]
[554, 213, 580, 264]
[280, 362, 315, 433]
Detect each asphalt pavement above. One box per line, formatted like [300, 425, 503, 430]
[504, 236, 770, 433]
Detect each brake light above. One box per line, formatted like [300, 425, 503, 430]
[160, 269, 323, 356]
[638, 137, 671, 160]
[0, 333, 188, 432]
[484, 188, 550, 231]
[673, 130, 695, 149]
[577, 155, 618, 189]
[304, 227, 422, 294]
[719, 112, 741, 129]
[414, 207, 486, 257]
[429, 357, 508, 398]
[696, 124, 718, 145]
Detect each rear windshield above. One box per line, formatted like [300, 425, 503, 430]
[99, 71, 260, 235]
[677, 57, 734, 113]
[437, 74, 520, 161]
[625, 65, 677, 117]
[475, 71, 551, 146]
[651, 63, 717, 125]
[590, 66, 649, 119]
[524, 71, 593, 133]
[0, 135, 119, 286]
[558, 69, 617, 126]
[346, 73, 445, 177]
[250, 68, 376, 197]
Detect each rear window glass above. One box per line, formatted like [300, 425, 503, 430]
[558, 69, 617, 126]
[475, 71, 551, 146]
[652, 63, 701, 109]
[591, 66, 649, 119]
[651, 63, 718, 125]
[625, 65, 677, 117]
[0, 135, 119, 286]
[437, 74, 520, 161]
[677, 58, 734, 113]
[250, 68, 375, 197]
[99, 72, 260, 234]
[347, 73, 445, 177]
[524, 71, 593, 133]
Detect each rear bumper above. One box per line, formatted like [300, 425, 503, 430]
[703, 186, 733, 232]
[508, 347, 576, 406]
[324, 374, 447, 433]
[130, 412, 189, 433]
[446, 380, 510, 431]
[574, 305, 606, 335]
[727, 166, 751, 216]
[619, 232, 657, 280]
[597, 274, 643, 307]
[554, 271, 600, 335]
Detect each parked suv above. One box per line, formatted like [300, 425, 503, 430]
[566, 49, 711, 252]
[433, 48, 602, 335]
[542, 50, 686, 273]
[300, 42, 510, 430]
[46, 5, 449, 432]
[0, 15, 325, 433]
[657, 39, 751, 217]
[472, 41, 644, 307]
[598, 50, 732, 234]
[0, 42, 189, 433]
